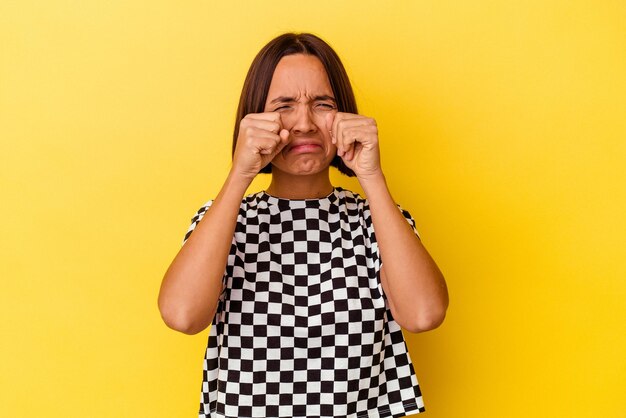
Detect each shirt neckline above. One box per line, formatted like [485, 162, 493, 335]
[259, 187, 342, 208]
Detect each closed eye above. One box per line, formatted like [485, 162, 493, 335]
[315, 103, 336, 110]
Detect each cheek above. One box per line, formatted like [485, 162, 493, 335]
[319, 126, 335, 150]
[312, 114, 332, 136]
[279, 113, 295, 130]
[326, 142, 338, 159]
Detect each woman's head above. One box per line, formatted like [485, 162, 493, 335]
[233, 32, 357, 176]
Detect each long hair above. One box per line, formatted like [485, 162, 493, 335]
[232, 33, 357, 176]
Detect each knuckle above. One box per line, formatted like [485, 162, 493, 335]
[268, 112, 281, 123]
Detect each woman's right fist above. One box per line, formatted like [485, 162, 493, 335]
[232, 112, 290, 180]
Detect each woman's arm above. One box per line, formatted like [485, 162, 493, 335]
[158, 112, 290, 334]
[361, 173, 449, 333]
[158, 172, 250, 334]
[331, 112, 448, 333]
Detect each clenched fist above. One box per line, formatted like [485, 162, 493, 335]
[232, 112, 290, 180]
[328, 112, 382, 180]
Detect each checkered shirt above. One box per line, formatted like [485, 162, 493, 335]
[182, 187, 426, 418]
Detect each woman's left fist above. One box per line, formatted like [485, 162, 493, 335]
[327, 112, 382, 179]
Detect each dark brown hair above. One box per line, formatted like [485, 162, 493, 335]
[232, 32, 357, 176]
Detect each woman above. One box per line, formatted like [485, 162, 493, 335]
[159, 33, 448, 418]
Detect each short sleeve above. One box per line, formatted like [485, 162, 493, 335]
[397, 204, 421, 240]
[181, 200, 213, 246]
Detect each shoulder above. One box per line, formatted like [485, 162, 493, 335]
[182, 191, 265, 246]
[193, 190, 265, 213]
[334, 188, 373, 231]
[335, 187, 369, 209]
[336, 187, 421, 238]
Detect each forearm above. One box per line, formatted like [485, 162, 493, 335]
[158, 171, 251, 334]
[360, 172, 448, 333]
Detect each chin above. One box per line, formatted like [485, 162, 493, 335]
[287, 164, 326, 176]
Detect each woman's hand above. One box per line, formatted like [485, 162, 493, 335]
[328, 112, 382, 180]
[232, 112, 290, 180]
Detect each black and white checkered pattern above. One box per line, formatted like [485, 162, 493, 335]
[183, 187, 425, 418]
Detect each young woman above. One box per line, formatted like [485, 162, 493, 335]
[159, 32, 448, 418]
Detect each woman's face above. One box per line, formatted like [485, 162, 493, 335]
[264, 54, 337, 177]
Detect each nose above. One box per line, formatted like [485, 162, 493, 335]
[291, 105, 317, 134]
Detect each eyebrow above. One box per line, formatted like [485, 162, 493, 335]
[269, 95, 336, 105]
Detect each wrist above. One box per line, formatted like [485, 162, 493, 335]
[224, 169, 254, 195]
[357, 169, 386, 192]
[227, 166, 256, 185]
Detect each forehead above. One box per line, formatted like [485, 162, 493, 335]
[267, 54, 333, 97]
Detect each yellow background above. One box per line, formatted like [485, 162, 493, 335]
[1, 1, 625, 417]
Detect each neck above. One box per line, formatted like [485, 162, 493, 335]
[266, 168, 334, 199]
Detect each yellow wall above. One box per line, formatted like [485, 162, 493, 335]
[2, 1, 625, 416]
